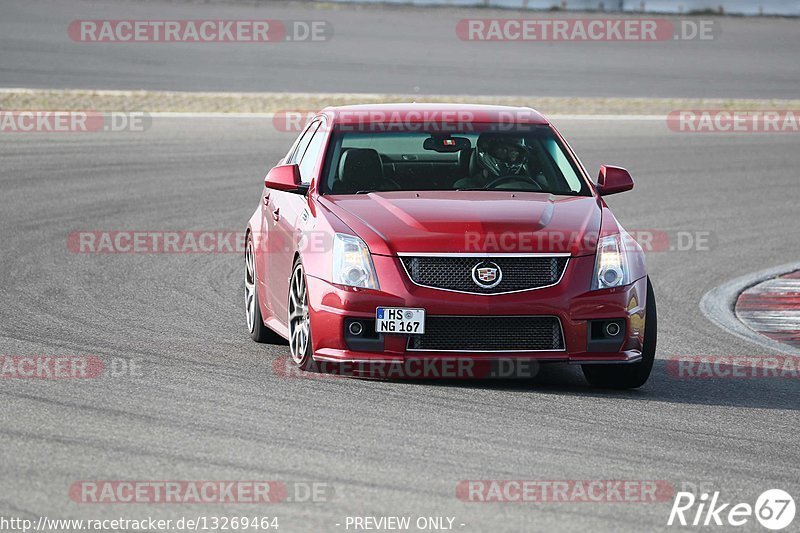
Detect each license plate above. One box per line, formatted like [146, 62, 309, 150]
[376, 307, 425, 334]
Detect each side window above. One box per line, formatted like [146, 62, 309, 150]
[542, 137, 582, 193]
[297, 122, 328, 184]
[288, 121, 319, 165]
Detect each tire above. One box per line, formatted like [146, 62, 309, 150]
[287, 258, 314, 370]
[582, 277, 657, 389]
[245, 234, 283, 343]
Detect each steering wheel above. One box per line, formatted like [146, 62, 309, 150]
[483, 175, 543, 191]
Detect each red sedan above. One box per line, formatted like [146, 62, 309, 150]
[245, 104, 656, 388]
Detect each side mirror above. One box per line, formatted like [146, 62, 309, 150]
[596, 165, 634, 196]
[264, 164, 302, 192]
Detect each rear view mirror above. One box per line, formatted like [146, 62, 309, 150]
[423, 136, 471, 153]
[265, 164, 302, 192]
[596, 165, 634, 196]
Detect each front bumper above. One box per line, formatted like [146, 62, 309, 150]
[306, 254, 648, 367]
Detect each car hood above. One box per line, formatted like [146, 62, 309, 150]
[319, 191, 601, 256]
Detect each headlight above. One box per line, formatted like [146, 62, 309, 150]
[332, 233, 379, 290]
[591, 234, 630, 290]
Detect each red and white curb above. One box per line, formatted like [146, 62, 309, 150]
[736, 271, 800, 349]
[700, 263, 800, 356]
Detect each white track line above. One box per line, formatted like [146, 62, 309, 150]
[143, 112, 666, 121]
[149, 112, 280, 119]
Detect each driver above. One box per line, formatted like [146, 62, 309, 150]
[453, 133, 532, 189]
[477, 134, 528, 178]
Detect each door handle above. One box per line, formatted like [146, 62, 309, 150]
[272, 208, 280, 222]
[263, 195, 270, 206]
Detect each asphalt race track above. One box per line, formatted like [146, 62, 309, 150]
[0, 0, 799, 98]
[1, 116, 798, 531]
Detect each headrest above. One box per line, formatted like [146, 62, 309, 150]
[338, 148, 383, 187]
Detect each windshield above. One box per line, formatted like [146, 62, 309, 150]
[321, 126, 590, 196]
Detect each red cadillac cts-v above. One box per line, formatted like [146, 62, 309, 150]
[245, 104, 656, 388]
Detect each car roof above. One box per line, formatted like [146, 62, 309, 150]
[319, 103, 549, 126]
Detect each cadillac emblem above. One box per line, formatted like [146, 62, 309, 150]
[471, 261, 502, 289]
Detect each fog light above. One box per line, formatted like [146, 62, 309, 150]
[605, 322, 621, 337]
[348, 321, 364, 336]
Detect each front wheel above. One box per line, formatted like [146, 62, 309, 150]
[288, 258, 314, 370]
[582, 277, 657, 389]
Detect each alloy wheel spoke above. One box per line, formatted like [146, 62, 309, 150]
[245, 246, 254, 282]
[245, 241, 256, 332]
[289, 264, 310, 363]
[298, 325, 307, 354]
[293, 273, 301, 301]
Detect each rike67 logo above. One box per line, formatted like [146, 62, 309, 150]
[668, 489, 795, 530]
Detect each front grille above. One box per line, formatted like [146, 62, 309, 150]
[408, 316, 564, 352]
[400, 256, 568, 294]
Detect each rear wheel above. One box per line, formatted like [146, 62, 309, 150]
[288, 258, 314, 370]
[582, 277, 657, 389]
[245, 235, 282, 343]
